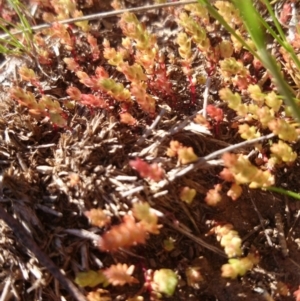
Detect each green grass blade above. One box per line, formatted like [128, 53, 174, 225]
[233, 0, 300, 122]
[254, 1, 300, 70]
[261, 0, 287, 42]
[266, 186, 300, 200]
[232, 0, 264, 50]
[9, 0, 33, 46]
[0, 21, 25, 53]
[197, 0, 261, 60]
[0, 0, 34, 55]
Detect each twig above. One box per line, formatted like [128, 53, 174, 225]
[35, 204, 63, 217]
[114, 175, 138, 181]
[275, 212, 289, 257]
[137, 108, 166, 145]
[242, 220, 269, 242]
[202, 77, 211, 118]
[133, 99, 210, 157]
[64, 228, 100, 242]
[288, 3, 298, 41]
[0, 1, 198, 40]
[204, 133, 275, 160]
[249, 196, 273, 247]
[254, 288, 275, 301]
[134, 111, 198, 157]
[120, 186, 145, 197]
[288, 210, 300, 241]
[168, 133, 275, 181]
[0, 275, 12, 301]
[27, 143, 56, 149]
[164, 219, 226, 257]
[0, 206, 87, 301]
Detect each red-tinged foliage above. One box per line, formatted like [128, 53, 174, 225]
[103, 264, 139, 286]
[51, 22, 74, 48]
[219, 168, 235, 182]
[130, 82, 156, 115]
[234, 76, 250, 90]
[64, 57, 81, 72]
[149, 62, 173, 96]
[80, 94, 107, 108]
[95, 66, 109, 79]
[129, 158, 165, 182]
[19, 66, 38, 83]
[67, 87, 107, 108]
[18, 66, 44, 93]
[279, 3, 292, 25]
[206, 104, 224, 122]
[66, 86, 81, 101]
[205, 184, 222, 206]
[76, 71, 98, 88]
[98, 215, 148, 251]
[119, 112, 137, 125]
[87, 34, 100, 60]
[1, 8, 14, 22]
[10, 87, 67, 127]
[252, 57, 264, 71]
[222, 153, 237, 167]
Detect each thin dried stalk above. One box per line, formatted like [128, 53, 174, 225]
[167, 133, 275, 181]
[0, 206, 87, 301]
[164, 218, 226, 257]
[0, 1, 198, 39]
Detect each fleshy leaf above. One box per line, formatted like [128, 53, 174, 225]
[75, 270, 107, 288]
[98, 215, 147, 251]
[152, 269, 178, 297]
[104, 264, 139, 286]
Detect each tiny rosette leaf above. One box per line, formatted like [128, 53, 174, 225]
[152, 269, 178, 297]
[238, 124, 260, 140]
[206, 104, 224, 122]
[85, 209, 111, 228]
[219, 87, 241, 110]
[177, 147, 198, 164]
[75, 270, 108, 288]
[86, 289, 111, 301]
[227, 183, 242, 201]
[205, 184, 222, 206]
[180, 187, 196, 204]
[270, 140, 297, 163]
[213, 224, 242, 257]
[222, 153, 274, 188]
[104, 264, 139, 286]
[98, 215, 147, 251]
[19, 66, 38, 82]
[129, 158, 165, 182]
[132, 202, 161, 234]
[268, 119, 298, 142]
[264, 91, 282, 112]
[221, 255, 258, 279]
[119, 112, 137, 126]
[247, 84, 265, 106]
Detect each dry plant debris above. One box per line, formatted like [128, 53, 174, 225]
[0, 0, 300, 301]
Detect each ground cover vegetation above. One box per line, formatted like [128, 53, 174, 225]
[1, 0, 300, 300]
